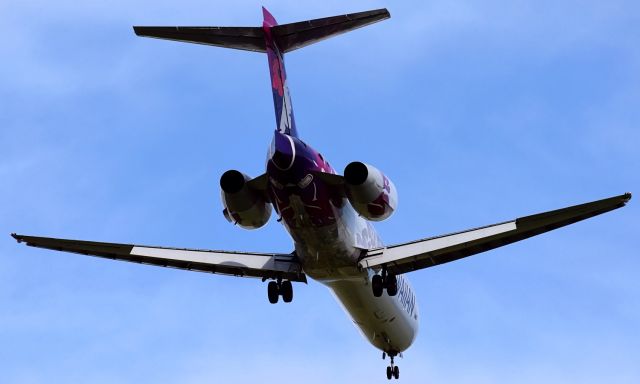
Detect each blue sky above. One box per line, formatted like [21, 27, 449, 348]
[1, 1, 638, 382]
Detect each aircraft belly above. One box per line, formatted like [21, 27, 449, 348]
[284, 196, 367, 279]
[326, 277, 419, 354]
[284, 196, 384, 280]
[292, 222, 361, 279]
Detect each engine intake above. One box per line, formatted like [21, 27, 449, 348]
[220, 170, 246, 194]
[220, 170, 272, 229]
[343, 162, 397, 221]
[344, 161, 369, 186]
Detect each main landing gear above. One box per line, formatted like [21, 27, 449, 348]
[383, 352, 400, 380]
[372, 267, 397, 297]
[267, 279, 293, 304]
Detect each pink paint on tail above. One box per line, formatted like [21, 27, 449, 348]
[262, 7, 298, 137]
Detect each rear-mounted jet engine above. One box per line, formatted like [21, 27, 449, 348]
[343, 161, 398, 221]
[220, 170, 272, 229]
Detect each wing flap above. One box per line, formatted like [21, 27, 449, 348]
[359, 193, 631, 275]
[12, 234, 306, 282]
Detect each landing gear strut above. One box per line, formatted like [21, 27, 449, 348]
[267, 279, 293, 304]
[383, 352, 400, 380]
[372, 267, 398, 297]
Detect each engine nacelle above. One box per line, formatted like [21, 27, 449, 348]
[220, 170, 272, 229]
[343, 162, 398, 221]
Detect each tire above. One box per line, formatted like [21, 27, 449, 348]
[386, 366, 392, 380]
[372, 275, 384, 297]
[281, 280, 293, 303]
[393, 365, 399, 379]
[386, 274, 398, 296]
[268, 281, 279, 304]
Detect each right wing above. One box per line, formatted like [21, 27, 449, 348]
[359, 193, 631, 275]
[11, 234, 306, 282]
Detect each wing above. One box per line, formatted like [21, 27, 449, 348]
[358, 193, 631, 275]
[11, 234, 306, 282]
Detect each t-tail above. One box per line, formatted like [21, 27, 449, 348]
[134, 7, 390, 138]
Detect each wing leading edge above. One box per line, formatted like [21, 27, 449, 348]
[11, 234, 306, 282]
[359, 193, 632, 275]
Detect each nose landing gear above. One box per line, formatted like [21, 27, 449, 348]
[372, 267, 398, 297]
[383, 352, 400, 380]
[267, 279, 293, 304]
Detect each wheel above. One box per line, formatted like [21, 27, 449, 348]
[372, 275, 384, 297]
[267, 281, 279, 304]
[393, 365, 399, 379]
[386, 366, 392, 380]
[386, 274, 398, 296]
[281, 280, 293, 303]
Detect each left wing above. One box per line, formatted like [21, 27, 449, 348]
[11, 234, 306, 282]
[359, 193, 631, 275]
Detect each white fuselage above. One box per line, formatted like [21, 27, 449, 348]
[327, 274, 419, 353]
[283, 191, 419, 354]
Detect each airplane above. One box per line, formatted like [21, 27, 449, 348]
[11, 8, 631, 380]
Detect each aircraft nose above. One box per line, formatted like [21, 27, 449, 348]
[271, 131, 296, 170]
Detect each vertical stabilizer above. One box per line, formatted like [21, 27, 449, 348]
[262, 7, 298, 137]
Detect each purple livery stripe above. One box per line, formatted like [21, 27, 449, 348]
[262, 7, 298, 137]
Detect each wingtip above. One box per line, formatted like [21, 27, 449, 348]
[623, 192, 632, 203]
[11, 233, 22, 243]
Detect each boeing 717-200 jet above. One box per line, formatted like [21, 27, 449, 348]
[12, 8, 631, 380]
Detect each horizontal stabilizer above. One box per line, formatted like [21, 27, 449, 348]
[272, 8, 390, 53]
[133, 8, 390, 53]
[133, 26, 265, 52]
